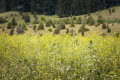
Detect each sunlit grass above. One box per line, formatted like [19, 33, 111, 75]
[0, 34, 120, 79]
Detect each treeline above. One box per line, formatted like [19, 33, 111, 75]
[0, 0, 120, 17]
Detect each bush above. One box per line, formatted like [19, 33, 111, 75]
[46, 19, 53, 27]
[78, 25, 89, 33]
[76, 17, 81, 24]
[102, 24, 107, 29]
[33, 25, 37, 31]
[108, 9, 112, 15]
[41, 16, 46, 21]
[2, 27, 5, 31]
[22, 24, 27, 30]
[63, 18, 70, 24]
[54, 28, 60, 34]
[12, 18, 17, 26]
[72, 16, 76, 21]
[7, 23, 14, 29]
[69, 29, 74, 36]
[38, 22, 44, 30]
[107, 28, 111, 33]
[86, 16, 95, 26]
[9, 28, 14, 36]
[66, 28, 69, 34]
[48, 28, 53, 32]
[0, 17, 7, 23]
[16, 27, 24, 34]
[57, 23, 65, 30]
[112, 8, 115, 12]
[52, 24, 56, 28]
[70, 19, 75, 27]
[24, 14, 30, 23]
[97, 15, 104, 25]
[33, 17, 39, 24]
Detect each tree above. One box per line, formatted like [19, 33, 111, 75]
[76, 17, 81, 24]
[12, 18, 17, 26]
[70, 19, 75, 27]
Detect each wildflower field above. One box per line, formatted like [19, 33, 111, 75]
[0, 34, 120, 80]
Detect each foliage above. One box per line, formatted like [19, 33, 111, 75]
[57, 23, 66, 30]
[78, 25, 89, 33]
[54, 28, 60, 34]
[70, 19, 75, 27]
[16, 27, 25, 34]
[41, 16, 46, 21]
[7, 23, 14, 29]
[0, 34, 120, 80]
[102, 24, 107, 29]
[46, 19, 53, 27]
[86, 16, 95, 26]
[0, 17, 7, 23]
[97, 15, 104, 25]
[76, 17, 81, 24]
[33, 25, 37, 31]
[12, 18, 17, 26]
[38, 22, 44, 30]
[66, 28, 69, 34]
[48, 28, 53, 32]
[9, 28, 14, 36]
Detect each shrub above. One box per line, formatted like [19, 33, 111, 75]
[76, 17, 81, 24]
[66, 28, 69, 34]
[57, 23, 65, 30]
[112, 8, 115, 12]
[52, 24, 56, 28]
[72, 16, 77, 21]
[54, 28, 60, 34]
[2, 28, 4, 31]
[24, 14, 30, 23]
[11, 14, 14, 16]
[33, 25, 37, 31]
[7, 23, 14, 29]
[70, 19, 75, 27]
[69, 29, 74, 36]
[108, 9, 112, 15]
[41, 16, 46, 21]
[63, 18, 70, 24]
[86, 16, 95, 26]
[33, 17, 39, 24]
[19, 11, 23, 15]
[97, 15, 104, 25]
[22, 24, 27, 30]
[38, 22, 44, 30]
[46, 19, 53, 27]
[102, 24, 107, 29]
[107, 28, 111, 33]
[12, 18, 17, 26]
[78, 25, 89, 33]
[0, 17, 7, 23]
[48, 28, 53, 32]
[16, 27, 24, 34]
[9, 28, 14, 36]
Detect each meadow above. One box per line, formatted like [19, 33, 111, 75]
[0, 34, 120, 80]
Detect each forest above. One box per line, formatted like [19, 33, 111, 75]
[0, 0, 120, 17]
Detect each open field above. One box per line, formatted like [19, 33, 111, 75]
[0, 6, 120, 36]
[0, 34, 120, 80]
